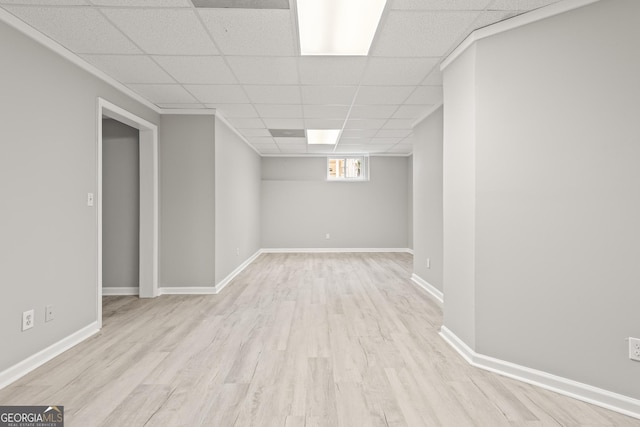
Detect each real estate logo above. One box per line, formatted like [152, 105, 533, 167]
[0, 406, 64, 427]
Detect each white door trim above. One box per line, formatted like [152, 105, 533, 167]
[97, 98, 159, 327]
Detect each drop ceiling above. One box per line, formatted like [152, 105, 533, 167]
[0, 0, 561, 155]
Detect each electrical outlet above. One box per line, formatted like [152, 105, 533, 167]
[236, 248, 240, 256]
[426, 258, 431, 269]
[325, 233, 330, 240]
[45, 305, 55, 322]
[22, 310, 34, 331]
[630, 337, 640, 362]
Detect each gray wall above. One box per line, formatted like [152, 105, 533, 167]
[0, 20, 159, 372]
[261, 156, 409, 249]
[102, 119, 139, 289]
[442, 44, 478, 349]
[160, 115, 215, 288]
[444, 0, 640, 400]
[412, 107, 443, 290]
[214, 117, 261, 284]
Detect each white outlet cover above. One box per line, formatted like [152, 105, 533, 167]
[22, 310, 34, 331]
[630, 337, 640, 362]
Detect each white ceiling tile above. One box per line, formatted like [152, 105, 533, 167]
[341, 129, 378, 138]
[251, 143, 281, 154]
[127, 84, 197, 103]
[489, 0, 560, 10]
[278, 145, 308, 154]
[372, 11, 480, 57]
[339, 137, 369, 145]
[298, 57, 368, 85]
[157, 103, 206, 108]
[1, 0, 87, 4]
[185, 84, 248, 103]
[354, 86, 415, 105]
[422, 67, 443, 85]
[245, 85, 301, 104]
[226, 57, 298, 85]
[307, 145, 335, 153]
[81, 54, 174, 83]
[246, 137, 275, 145]
[239, 128, 271, 137]
[153, 56, 236, 84]
[92, 0, 190, 5]
[376, 129, 412, 138]
[4, 6, 140, 54]
[304, 119, 345, 130]
[226, 118, 265, 129]
[367, 144, 396, 153]
[262, 118, 304, 129]
[405, 86, 443, 105]
[383, 119, 416, 129]
[362, 58, 439, 86]
[255, 104, 303, 118]
[392, 105, 434, 119]
[301, 86, 358, 105]
[303, 105, 350, 120]
[471, 10, 520, 30]
[348, 105, 399, 119]
[344, 119, 386, 130]
[198, 8, 295, 56]
[335, 144, 366, 153]
[390, 0, 491, 10]
[102, 9, 217, 55]
[274, 137, 307, 145]
[370, 137, 404, 144]
[206, 104, 257, 118]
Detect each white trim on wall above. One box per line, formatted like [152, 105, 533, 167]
[102, 287, 139, 296]
[0, 322, 99, 390]
[261, 248, 413, 253]
[98, 98, 160, 330]
[440, 326, 640, 421]
[215, 249, 263, 294]
[159, 287, 218, 295]
[410, 274, 443, 307]
[441, 0, 600, 71]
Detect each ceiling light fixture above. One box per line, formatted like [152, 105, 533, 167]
[307, 129, 341, 145]
[296, 0, 387, 55]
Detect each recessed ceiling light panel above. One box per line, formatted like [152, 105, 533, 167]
[297, 0, 387, 55]
[307, 129, 340, 145]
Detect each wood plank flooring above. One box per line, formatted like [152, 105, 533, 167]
[0, 253, 638, 426]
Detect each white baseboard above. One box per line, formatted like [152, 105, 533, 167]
[102, 287, 139, 296]
[261, 248, 413, 253]
[411, 274, 443, 307]
[215, 249, 262, 294]
[0, 322, 100, 390]
[159, 287, 217, 295]
[406, 248, 414, 255]
[439, 326, 640, 420]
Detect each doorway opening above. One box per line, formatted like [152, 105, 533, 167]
[97, 98, 158, 328]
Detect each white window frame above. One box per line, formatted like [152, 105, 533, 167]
[326, 155, 370, 181]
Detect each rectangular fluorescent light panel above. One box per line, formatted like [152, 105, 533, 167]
[297, 0, 387, 55]
[307, 129, 340, 145]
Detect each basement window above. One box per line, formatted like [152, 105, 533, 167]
[327, 156, 369, 181]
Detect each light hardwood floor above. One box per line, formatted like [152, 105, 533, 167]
[0, 253, 638, 426]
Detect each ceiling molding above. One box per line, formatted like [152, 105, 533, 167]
[214, 112, 263, 157]
[0, 7, 161, 115]
[412, 102, 443, 128]
[160, 109, 216, 115]
[441, 0, 601, 72]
